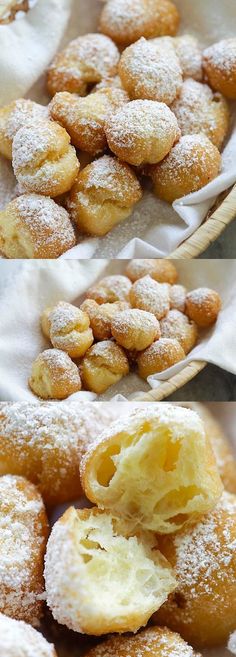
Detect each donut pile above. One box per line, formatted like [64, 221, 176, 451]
[1, 0, 236, 257]
[28, 259, 222, 399]
[0, 401, 236, 657]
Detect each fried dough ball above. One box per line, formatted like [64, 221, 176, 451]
[44, 506, 176, 634]
[47, 33, 120, 96]
[105, 100, 180, 166]
[150, 134, 221, 203]
[154, 491, 236, 648]
[125, 259, 178, 284]
[0, 475, 48, 626]
[119, 37, 182, 105]
[86, 626, 202, 657]
[80, 299, 130, 340]
[171, 34, 203, 81]
[0, 402, 118, 506]
[130, 275, 170, 320]
[171, 79, 229, 150]
[185, 287, 222, 328]
[29, 349, 81, 400]
[87, 275, 132, 304]
[12, 121, 79, 197]
[99, 0, 180, 46]
[0, 98, 48, 160]
[170, 284, 186, 312]
[203, 38, 236, 100]
[111, 308, 160, 351]
[41, 301, 94, 358]
[0, 194, 76, 259]
[160, 309, 198, 354]
[138, 338, 185, 377]
[80, 340, 129, 394]
[81, 405, 223, 534]
[94, 75, 125, 92]
[0, 613, 57, 657]
[67, 155, 142, 236]
[49, 88, 128, 156]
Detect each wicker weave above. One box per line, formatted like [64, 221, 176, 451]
[132, 361, 206, 401]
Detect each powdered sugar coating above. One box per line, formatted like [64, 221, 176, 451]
[160, 309, 198, 354]
[125, 259, 178, 284]
[203, 38, 236, 99]
[169, 284, 186, 312]
[138, 337, 185, 377]
[82, 340, 129, 372]
[29, 349, 81, 400]
[111, 308, 160, 351]
[130, 275, 170, 320]
[5, 99, 48, 141]
[86, 626, 200, 657]
[185, 287, 221, 328]
[99, 0, 180, 45]
[87, 274, 132, 304]
[174, 35, 203, 81]
[0, 613, 56, 657]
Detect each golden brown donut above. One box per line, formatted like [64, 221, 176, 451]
[29, 349, 81, 400]
[12, 120, 79, 197]
[173, 35, 203, 81]
[203, 38, 236, 99]
[41, 301, 94, 358]
[49, 87, 128, 156]
[150, 134, 221, 203]
[67, 155, 142, 236]
[125, 259, 178, 284]
[111, 308, 160, 350]
[160, 309, 198, 354]
[138, 337, 185, 377]
[130, 275, 170, 320]
[0, 475, 48, 626]
[99, 0, 180, 46]
[80, 299, 130, 340]
[105, 100, 180, 166]
[0, 613, 57, 657]
[185, 287, 222, 328]
[0, 98, 48, 160]
[0, 402, 118, 507]
[47, 33, 120, 96]
[85, 626, 202, 657]
[154, 491, 236, 648]
[169, 284, 186, 312]
[0, 194, 76, 259]
[80, 340, 129, 394]
[171, 79, 229, 149]
[81, 404, 223, 534]
[119, 37, 182, 105]
[87, 275, 132, 304]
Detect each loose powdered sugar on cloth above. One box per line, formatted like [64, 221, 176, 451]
[0, 0, 236, 258]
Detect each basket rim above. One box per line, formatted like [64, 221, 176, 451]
[132, 360, 207, 402]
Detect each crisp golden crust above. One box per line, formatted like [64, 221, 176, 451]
[0, 98, 48, 160]
[29, 349, 81, 400]
[150, 134, 221, 203]
[49, 88, 128, 155]
[119, 37, 182, 105]
[0, 475, 48, 626]
[160, 309, 198, 354]
[169, 284, 186, 312]
[86, 626, 202, 657]
[99, 0, 180, 45]
[111, 308, 160, 351]
[87, 275, 132, 304]
[125, 259, 178, 284]
[105, 100, 180, 166]
[47, 33, 120, 96]
[80, 299, 130, 340]
[154, 492, 236, 648]
[171, 79, 230, 150]
[203, 38, 236, 100]
[44, 506, 176, 635]
[0, 194, 75, 259]
[0, 402, 118, 507]
[0, 613, 57, 657]
[41, 301, 94, 358]
[185, 287, 222, 328]
[130, 275, 170, 320]
[67, 155, 142, 236]
[80, 340, 129, 394]
[81, 405, 223, 534]
[12, 121, 79, 197]
[138, 338, 185, 377]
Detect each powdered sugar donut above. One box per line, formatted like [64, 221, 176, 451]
[125, 259, 178, 284]
[111, 308, 160, 350]
[173, 35, 203, 81]
[130, 275, 170, 320]
[99, 0, 180, 46]
[85, 626, 202, 657]
[0, 98, 48, 160]
[0, 475, 48, 626]
[87, 275, 132, 305]
[185, 287, 222, 328]
[150, 134, 221, 203]
[47, 33, 120, 96]
[29, 349, 81, 400]
[80, 340, 129, 394]
[169, 285, 186, 312]
[0, 613, 57, 657]
[0, 194, 75, 259]
[203, 38, 236, 100]
[41, 301, 94, 358]
[138, 338, 185, 377]
[160, 309, 198, 354]
[80, 299, 130, 340]
[105, 100, 180, 166]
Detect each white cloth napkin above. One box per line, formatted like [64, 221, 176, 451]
[0, 0, 236, 258]
[0, 259, 235, 402]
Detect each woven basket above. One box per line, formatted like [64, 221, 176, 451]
[132, 360, 207, 401]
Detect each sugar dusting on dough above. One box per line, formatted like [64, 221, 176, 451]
[0, 612, 55, 657]
[15, 194, 75, 250]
